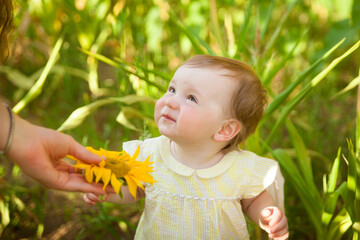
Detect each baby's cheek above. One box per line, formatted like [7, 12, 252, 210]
[180, 108, 200, 123]
[180, 109, 215, 132]
[154, 100, 164, 121]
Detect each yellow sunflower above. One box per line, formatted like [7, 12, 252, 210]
[70, 146, 156, 199]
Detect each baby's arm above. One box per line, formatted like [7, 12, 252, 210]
[241, 190, 288, 240]
[84, 186, 145, 205]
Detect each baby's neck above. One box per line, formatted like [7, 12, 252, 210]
[170, 141, 225, 169]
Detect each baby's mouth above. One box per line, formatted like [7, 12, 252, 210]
[161, 114, 176, 122]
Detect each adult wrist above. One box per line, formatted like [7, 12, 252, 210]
[0, 102, 14, 155]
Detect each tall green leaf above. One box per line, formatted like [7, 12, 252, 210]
[82, 49, 167, 92]
[357, 107, 360, 157]
[116, 106, 155, 131]
[327, 209, 352, 240]
[259, 0, 275, 42]
[334, 74, 360, 98]
[328, 148, 342, 193]
[345, 140, 360, 222]
[264, 40, 360, 147]
[352, 0, 360, 28]
[114, 57, 172, 81]
[210, 0, 226, 56]
[57, 96, 156, 132]
[168, 10, 208, 55]
[259, 0, 297, 67]
[13, 33, 64, 113]
[285, 119, 317, 190]
[237, 0, 253, 53]
[263, 38, 345, 120]
[322, 183, 346, 229]
[262, 29, 307, 86]
[270, 148, 323, 237]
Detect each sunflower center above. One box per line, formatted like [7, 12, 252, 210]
[105, 158, 131, 178]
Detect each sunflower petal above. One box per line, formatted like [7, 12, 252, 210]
[74, 145, 155, 198]
[85, 166, 94, 183]
[66, 155, 78, 161]
[98, 159, 105, 168]
[111, 173, 122, 194]
[73, 162, 91, 169]
[143, 155, 155, 166]
[131, 145, 140, 161]
[136, 173, 156, 185]
[129, 174, 145, 189]
[127, 155, 156, 185]
[93, 166, 104, 183]
[102, 168, 112, 190]
[124, 175, 138, 200]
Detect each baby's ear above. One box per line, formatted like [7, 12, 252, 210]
[214, 119, 242, 142]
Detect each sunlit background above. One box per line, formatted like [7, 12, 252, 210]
[0, 0, 359, 239]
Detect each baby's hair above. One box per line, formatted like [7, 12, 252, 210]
[181, 55, 267, 152]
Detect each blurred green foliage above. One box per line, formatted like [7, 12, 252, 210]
[0, 0, 360, 239]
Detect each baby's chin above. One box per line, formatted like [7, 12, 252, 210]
[158, 130, 173, 139]
[158, 129, 180, 142]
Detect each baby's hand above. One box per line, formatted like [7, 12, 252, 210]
[84, 192, 124, 205]
[260, 207, 289, 240]
[83, 193, 105, 205]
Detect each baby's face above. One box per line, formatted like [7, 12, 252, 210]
[154, 66, 236, 144]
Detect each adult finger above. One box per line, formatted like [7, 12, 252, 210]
[55, 161, 76, 172]
[61, 174, 106, 194]
[58, 133, 102, 164]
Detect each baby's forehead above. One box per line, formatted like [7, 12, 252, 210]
[177, 65, 236, 80]
[173, 66, 237, 86]
[175, 66, 238, 94]
[180, 64, 229, 73]
[172, 67, 234, 89]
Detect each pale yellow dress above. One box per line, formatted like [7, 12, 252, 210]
[123, 136, 283, 240]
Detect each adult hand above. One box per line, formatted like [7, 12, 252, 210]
[5, 114, 105, 194]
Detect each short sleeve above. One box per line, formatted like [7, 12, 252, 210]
[266, 166, 285, 212]
[242, 157, 278, 199]
[242, 156, 285, 212]
[123, 139, 145, 162]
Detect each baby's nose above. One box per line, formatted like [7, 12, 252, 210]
[165, 96, 179, 109]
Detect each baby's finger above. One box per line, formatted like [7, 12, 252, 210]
[84, 193, 106, 204]
[270, 214, 288, 233]
[261, 207, 273, 220]
[83, 193, 97, 205]
[269, 219, 289, 240]
[86, 192, 98, 200]
[260, 207, 273, 225]
[270, 228, 289, 240]
[269, 208, 283, 226]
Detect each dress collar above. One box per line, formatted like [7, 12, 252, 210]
[159, 136, 236, 179]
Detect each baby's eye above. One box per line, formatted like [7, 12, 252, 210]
[188, 95, 197, 103]
[168, 87, 176, 93]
